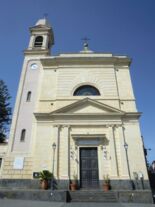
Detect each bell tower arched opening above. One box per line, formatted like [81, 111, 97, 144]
[34, 36, 43, 47]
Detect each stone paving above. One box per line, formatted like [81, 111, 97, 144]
[0, 199, 154, 207]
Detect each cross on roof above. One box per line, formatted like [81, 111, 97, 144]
[82, 37, 90, 44]
[81, 37, 90, 50]
[43, 13, 48, 19]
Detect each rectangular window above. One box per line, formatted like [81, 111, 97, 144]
[0, 158, 2, 168]
[20, 129, 26, 142]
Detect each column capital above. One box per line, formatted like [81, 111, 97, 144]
[61, 125, 71, 129]
[122, 125, 126, 130]
[53, 125, 62, 129]
[106, 124, 122, 129]
[108, 124, 119, 129]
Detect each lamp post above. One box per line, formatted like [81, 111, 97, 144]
[51, 142, 56, 190]
[139, 171, 144, 190]
[124, 142, 134, 190]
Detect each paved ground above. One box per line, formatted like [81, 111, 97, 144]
[0, 199, 154, 207]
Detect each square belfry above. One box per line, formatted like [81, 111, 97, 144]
[1, 18, 150, 190]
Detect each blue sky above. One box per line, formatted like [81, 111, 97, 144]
[0, 0, 154, 162]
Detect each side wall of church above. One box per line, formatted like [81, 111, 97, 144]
[123, 121, 148, 178]
[8, 58, 43, 154]
[2, 156, 33, 179]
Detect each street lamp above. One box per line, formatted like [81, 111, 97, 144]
[124, 142, 128, 150]
[51, 142, 56, 190]
[52, 142, 56, 149]
[139, 171, 144, 190]
[124, 142, 134, 190]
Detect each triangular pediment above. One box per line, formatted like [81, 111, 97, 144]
[51, 98, 125, 115]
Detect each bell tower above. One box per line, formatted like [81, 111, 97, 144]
[7, 18, 55, 156]
[24, 18, 54, 56]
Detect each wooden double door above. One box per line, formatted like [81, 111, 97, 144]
[80, 147, 99, 188]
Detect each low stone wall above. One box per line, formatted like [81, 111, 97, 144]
[57, 179, 151, 190]
[0, 189, 67, 202]
[0, 179, 153, 203]
[0, 179, 40, 189]
[0, 178, 151, 190]
[0, 189, 153, 203]
[117, 190, 153, 203]
[107, 179, 151, 190]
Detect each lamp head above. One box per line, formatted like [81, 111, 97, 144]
[124, 143, 128, 149]
[52, 142, 56, 150]
[138, 171, 143, 179]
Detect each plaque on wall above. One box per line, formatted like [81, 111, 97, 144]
[13, 157, 24, 169]
[33, 172, 40, 178]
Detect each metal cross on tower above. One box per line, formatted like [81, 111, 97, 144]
[82, 37, 90, 50]
[43, 13, 48, 19]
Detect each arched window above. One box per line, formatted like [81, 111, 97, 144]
[73, 85, 100, 96]
[34, 36, 43, 47]
[26, 91, 31, 102]
[20, 129, 26, 142]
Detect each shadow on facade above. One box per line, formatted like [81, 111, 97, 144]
[148, 171, 155, 203]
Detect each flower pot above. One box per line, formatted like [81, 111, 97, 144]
[103, 183, 110, 192]
[70, 182, 77, 191]
[40, 179, 48, 190]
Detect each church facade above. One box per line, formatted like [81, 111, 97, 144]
[1, 18, 150, 190]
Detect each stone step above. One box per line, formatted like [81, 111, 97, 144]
[0, 189, 153, 203]
[69, 191, 118, 202]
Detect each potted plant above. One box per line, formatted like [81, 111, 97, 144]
[39, 170, 53, 190]
[103, 174, 110, 191]
[70, 173, 78, 191]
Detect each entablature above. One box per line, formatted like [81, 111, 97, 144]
[40, 55, 131, 68]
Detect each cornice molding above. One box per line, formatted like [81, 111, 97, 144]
[34, 112, 141, 121]
[24, 49, 50, 56]
[40, 56, 131, 67]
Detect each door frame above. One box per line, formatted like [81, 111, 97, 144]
[79, 147, 99, 188]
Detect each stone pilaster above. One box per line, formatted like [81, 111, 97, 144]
[109, 125, 119, 177]
[61, 125, 70, 180]
[118, 126, 129, 178]
[53, 125, 61, 178]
